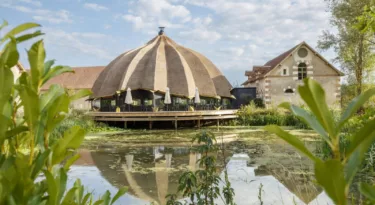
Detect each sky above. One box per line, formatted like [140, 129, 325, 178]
[0, 0, 335, 86]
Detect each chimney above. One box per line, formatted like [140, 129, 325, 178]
[158, 27, 165, 35]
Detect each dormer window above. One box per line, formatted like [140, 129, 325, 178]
[298, 63, 307, 80]
[283, 68, 287, 75]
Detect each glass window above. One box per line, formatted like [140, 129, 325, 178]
[283, 69, 287, 75]
[298, 63, 307, 80]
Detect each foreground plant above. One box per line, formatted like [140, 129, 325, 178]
[265, 78, 375, 205]
[166, 131, 235, 205]
[0, 21, 126, 204]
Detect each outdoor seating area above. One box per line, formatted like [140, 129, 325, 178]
[96, 89, 232, 112]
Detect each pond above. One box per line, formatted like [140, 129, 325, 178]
[68, 129, 334, 205]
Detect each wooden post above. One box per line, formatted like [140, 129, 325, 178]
[174, 120, 177, 129]
[124, 121, 127, 129]
[149, 121, 153, 130]
[198, 119, 201, 129]
[216, 119, 219, 131]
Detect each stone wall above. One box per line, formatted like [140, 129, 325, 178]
[263, 45, 341, 108]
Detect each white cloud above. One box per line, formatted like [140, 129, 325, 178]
[83, 3, 108, 11]
[178, 0, 333, 77]
[71, 32, 107, 39]
[122, 0, 191, 32]
[179, 28, 221, 43]
[19, 0, 42, 7]
[219, 47, 245, 57]
[3, 5, 72, 24]
[104, 24, 112, 29]
[43, 28, 113, 60]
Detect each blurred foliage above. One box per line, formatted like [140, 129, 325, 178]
[0, 20, 126, 204]
[265, 78, 375, 205]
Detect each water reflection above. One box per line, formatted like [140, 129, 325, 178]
[69, 142, 333, 205]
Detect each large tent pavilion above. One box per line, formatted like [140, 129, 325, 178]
[91, 28, 233, 112]
[89, 28, 237, 128]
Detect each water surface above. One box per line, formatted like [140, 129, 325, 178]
[68, 129, 333, 205]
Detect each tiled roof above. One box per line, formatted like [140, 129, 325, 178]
[41, 66, 105, 91]
[243, 42, 344, 86]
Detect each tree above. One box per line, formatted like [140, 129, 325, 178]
[318, 0, 375, 97]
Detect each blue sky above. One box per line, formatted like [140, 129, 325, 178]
[0, 0, 334, 85]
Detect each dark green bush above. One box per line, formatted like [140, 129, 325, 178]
[50, 109, 124, 143]
[236, 102, 309, 128]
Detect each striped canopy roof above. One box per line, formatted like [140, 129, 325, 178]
[92, 33, 232, 98]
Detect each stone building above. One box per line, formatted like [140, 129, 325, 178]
[242, 42, 344, 107]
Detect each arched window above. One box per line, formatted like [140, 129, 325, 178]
[284, 88, 294, 94]
[298, 63, 307, 80]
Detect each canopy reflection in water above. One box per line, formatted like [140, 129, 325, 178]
[69, 146, 334, 205]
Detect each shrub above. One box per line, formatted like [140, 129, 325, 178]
[265, 78, 375, 205]
[0, 21, 126, 204]
[236, 102, 309, 128]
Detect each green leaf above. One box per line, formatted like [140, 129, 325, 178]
[359, 183, 375, 202]
[339, 88, 375, 128]
[63, 154, 80, 171]
[61, 187, 77, 205]
[31, 149, 51, 179]
[314, 159, 347, 205]
[5, 126, 28, 139]
[298, 78, 336, 137]
[15, 30, 44, 44]
[1, 22, 40, 44]
[0, 20, 8, 32]
[73, 179, 84, 203]
[0, 57, 14, 137]
[264, 125, 317, 161]
[17, 82, 40, 141]
[40, 84, 65, 112]
[58, 168, 68, 204]
[111, 187, 128, 205]
[42, 66, 73, 86]
[344, 119, 375, 184]
[52, 126, 85, 165]
[43, 169, 58, 205]
[28, 40, 45, 90]
[82, 193, 92, 205]
[43, 60, 55, 76]
[0, 37, 19, 69]
[102, 190, 111, 205]
[93, 200, 104, 205]
[280, 102, 330, 144]
[70, 89, 92, 101]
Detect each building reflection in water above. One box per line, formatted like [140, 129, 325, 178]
[71, 146, 334, 205]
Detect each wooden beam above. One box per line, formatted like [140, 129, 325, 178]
[89, 110, 237, 117]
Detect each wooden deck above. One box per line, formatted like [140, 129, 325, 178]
[89, 110, 238, 128]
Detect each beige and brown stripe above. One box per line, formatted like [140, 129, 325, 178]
[92, 33, 232, 98]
